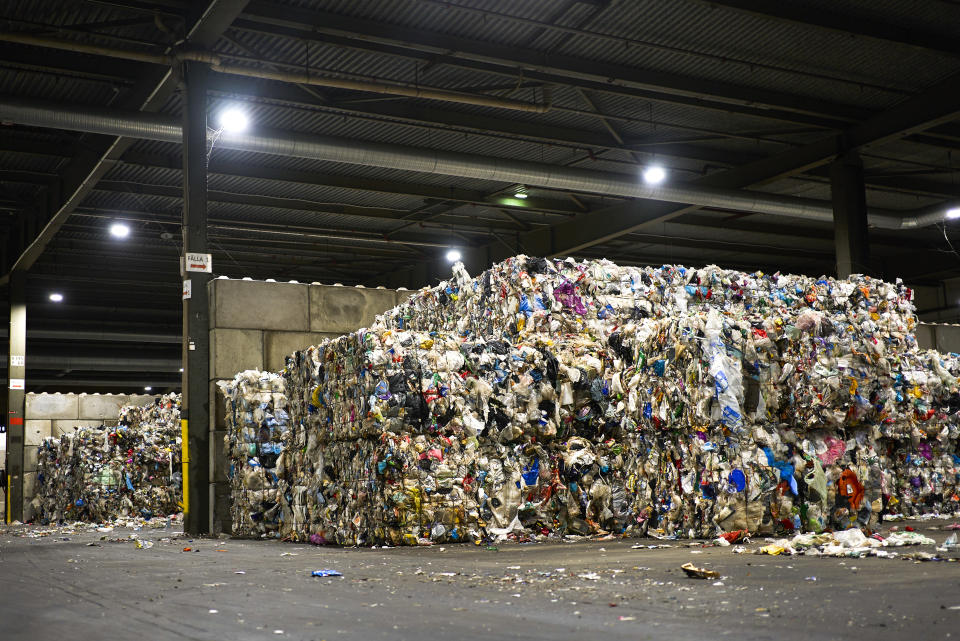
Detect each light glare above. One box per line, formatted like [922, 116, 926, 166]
[643, 165, 667, 185]
[144, 386, 152, 391]
[49, 293, 63, 303]
[446, 249, 462, 262]
[110, 222, 130, 238]
[947, 207, 960, 220]
[219, 108, 249, 133]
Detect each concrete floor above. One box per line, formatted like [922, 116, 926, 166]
[1, 521, 958, 641]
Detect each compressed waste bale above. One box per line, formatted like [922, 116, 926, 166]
[34, 394, 182, 523]
[220, 370, 291, 538]
[239, 256, 958, 544]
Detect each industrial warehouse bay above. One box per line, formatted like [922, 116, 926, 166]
[4, 0, 960, 639]
[1, 520, 958, 641]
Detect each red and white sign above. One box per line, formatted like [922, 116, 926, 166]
[182, 279, 192, 300]
[184, 252, 212, 273]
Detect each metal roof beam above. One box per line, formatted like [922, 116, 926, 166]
[236, 3, 863, 126]
[691, 0, 960, 58]
[386, 70, 960, 282]
[1, 0, 251, 281]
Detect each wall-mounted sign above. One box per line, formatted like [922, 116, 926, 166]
[184, 252, 212, 273]
[183, 279, 192, 300]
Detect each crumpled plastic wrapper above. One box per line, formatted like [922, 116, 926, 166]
[34, 394, 182, 523]
[237, 256, 959, 544]
[220, 371, 291, 538]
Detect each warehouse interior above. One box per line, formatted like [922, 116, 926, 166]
[0, 0, 959, 393]
[2, 2, 960, 639]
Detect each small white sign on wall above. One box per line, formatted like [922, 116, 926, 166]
[184, 252, 212, 273]
[10, 355, 24, 367]
[183, 279, 192, 300]
[9, 378, 24, 390]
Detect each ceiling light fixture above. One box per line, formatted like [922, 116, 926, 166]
[49, 293, 63, 303]
[110, 222, 130, 238]
[514, 185, 528, 199]
[446, 249, 462, 262]
[643, 165, 667, 185]
[947, 207, 960, 220]
[219, 107, 249, 133]
[144, 386, 152, 391]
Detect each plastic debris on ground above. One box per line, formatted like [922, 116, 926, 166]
[34, 394, 182, 523]
[223, 256, 959, 546]
[753, 527, 938, 557]
[680, 562, 720, 579]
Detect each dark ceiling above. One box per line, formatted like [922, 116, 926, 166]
[1, 0, 960, 391]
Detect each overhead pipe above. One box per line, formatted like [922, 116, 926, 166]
[0, 96, 951, 229]
[0, 32, 552, 113]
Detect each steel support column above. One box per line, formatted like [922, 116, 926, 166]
[181, 61, 211, 535]
[831, 152, 871, 278]
[4, 272, 26, 522]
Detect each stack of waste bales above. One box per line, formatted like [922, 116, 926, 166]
[240, 256, 958, 544]
[220, 371, 292, 538]
[34, 394, 182, 523]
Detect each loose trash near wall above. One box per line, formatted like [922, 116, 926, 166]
[224, 256, 959, 545]
[34, 394, 182, 523]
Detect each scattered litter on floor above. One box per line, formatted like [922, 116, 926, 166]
[680, 562, 720, 579]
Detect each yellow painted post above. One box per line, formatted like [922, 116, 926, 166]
[181, 419, 190, 516]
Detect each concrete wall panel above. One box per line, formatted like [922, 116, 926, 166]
[78, 394, 128, 420]
[25, 394, 79, 420]
[24, 420, 51, 447]
[53, 420, 105, 437]
[210, 328, 264, 379]
[263, 330, 340, 372]
[211, 279, 309, 331]
[310, 285, 400, 334]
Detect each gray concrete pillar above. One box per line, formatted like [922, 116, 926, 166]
[830, 151, 870, 278]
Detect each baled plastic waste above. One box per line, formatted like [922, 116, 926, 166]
[225, 256, 959, 544]
[34, 394, 182, 523]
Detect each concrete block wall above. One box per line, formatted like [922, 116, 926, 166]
[207, 278, 411, 533]
[16, 393, 160, 521]
[916, 323, 960, 354]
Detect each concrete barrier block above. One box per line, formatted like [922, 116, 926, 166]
[210, 279, 309, 331]
[210, 380, 228, 431]
[263, 331, 341, 371]
[212, 480, 232, 535]
[310, 284, 400, 333]
[210, 329, 263, 379]
[24, 420, 51, 447]
[211, 429, 229, 483]
[53, 420, 104, 437]
[915, 325, 934, 351]
[78, 394, 127, 420]
[124, 394, 159, 409]
[395, 289, 414, 307]
[24, 446, 39, 472]
[25, 393, 79, 420]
